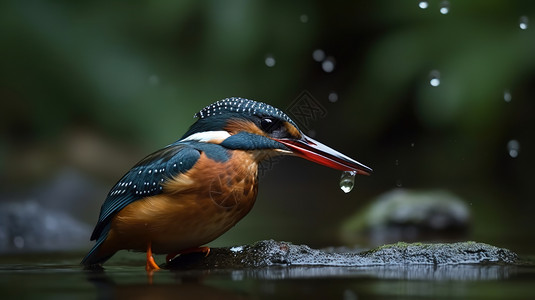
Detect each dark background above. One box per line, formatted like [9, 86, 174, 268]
[1, 1, 534, 257]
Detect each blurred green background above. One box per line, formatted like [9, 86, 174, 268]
[1, 1, 534, 257]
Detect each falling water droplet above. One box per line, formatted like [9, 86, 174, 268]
[507, 139, 520, 158]
[418, 1, 429, 9]
[340, 171, 356, 193]
[429, 70, 441, 87]
[439, 0, 450, 14]
[328, 91, 338, 103]
[519, 16, 529, 30]
[300, 14, 309, 23]
[395, 179, 403, 187]
[312, 49, 325, 62]
[504, 89, 512, 102]
[322, 57, 336, 73]
[410, 142, 415, 148]
[265, 55, 276, 67]
[395, 159, 399, 166]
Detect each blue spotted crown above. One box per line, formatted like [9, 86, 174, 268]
[195, 97, 297, 128]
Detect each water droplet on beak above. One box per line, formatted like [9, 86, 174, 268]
[340, 171, 356, 193]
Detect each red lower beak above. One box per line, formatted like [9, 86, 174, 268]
[275, 135, 372, 175]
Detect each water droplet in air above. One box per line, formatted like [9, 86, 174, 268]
[418, 1, 429, 9]
[429, 70, 440, 87]
[439, 0, 450, 14]
[504, 90, 512, 102]
[300, 14, 308, 23]
[507, 139, 520, 158]
[410, 142, 415, 147]
[396, 179, 403, 187]
[395, 159, 399, 166]
[312, 49, 325, 62]
[340, 171, 356, 193]
[265, 55, 276, 67]
[328, 92, 338, 102]
[519, 16, 529, 30]
[322, 57, 336, 73]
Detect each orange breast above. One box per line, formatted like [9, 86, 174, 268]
[99, 150, 259, 255]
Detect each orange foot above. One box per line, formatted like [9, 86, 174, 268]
[166, 246, 211, 263]
[146, 241, 161, 272]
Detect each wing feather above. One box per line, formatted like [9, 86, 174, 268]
[89, 143, 201, 240]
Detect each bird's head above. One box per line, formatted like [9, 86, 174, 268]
[180, 97, 372, 175]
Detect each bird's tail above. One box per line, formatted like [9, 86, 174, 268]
[81, 228, 114, 267]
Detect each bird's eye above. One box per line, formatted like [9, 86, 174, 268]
[260, 117, 280, 133]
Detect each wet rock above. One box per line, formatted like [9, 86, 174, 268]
[340, 189, 470, 245]
[359, 241, 518, 265]
[165, 240, 518, 270]
[0, 201, 91, 253]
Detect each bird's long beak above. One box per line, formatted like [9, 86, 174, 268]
[274, 135, 372, 175]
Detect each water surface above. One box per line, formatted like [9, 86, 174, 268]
[1, 252, 534, 299]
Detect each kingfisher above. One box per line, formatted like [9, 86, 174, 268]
[81, 97, 372, 271]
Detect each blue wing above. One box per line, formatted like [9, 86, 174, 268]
[89, 142, 201, 241]
[82, 140, 232, 266]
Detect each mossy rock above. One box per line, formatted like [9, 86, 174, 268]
[165, 240, 519, 270]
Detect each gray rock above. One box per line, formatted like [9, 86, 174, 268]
[0, 201, 91, 253]
[340, 189, 471, 245]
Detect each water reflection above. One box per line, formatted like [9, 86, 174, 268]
[230, 265, 520, 281]
[86, 269, 247, 299]
[0, 256, 534, 299]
